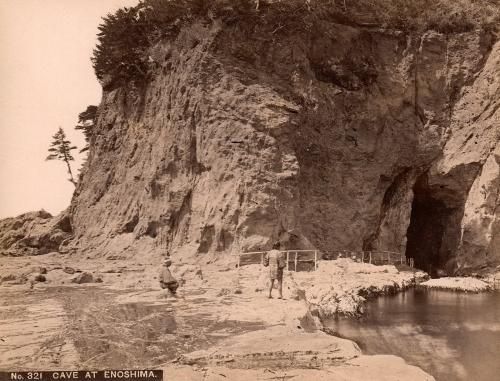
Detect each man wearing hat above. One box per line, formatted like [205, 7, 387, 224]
[159, 253, 179, 294]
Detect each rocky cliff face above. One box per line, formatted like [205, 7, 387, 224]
[65, 9, 499, 274]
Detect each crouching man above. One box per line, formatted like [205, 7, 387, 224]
[159, 256, 179, 294]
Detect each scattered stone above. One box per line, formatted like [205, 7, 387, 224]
[29, 266, 48, 275]
[11, 275, 29, 285]
[0, 274, 16, 283]
[95, 277, 103, 283]
[106, 255, 126, 261]
[290, 288, 306, 301]
[321, 327, 337, 336]
[71, 272, 94, 284]
[146, 345, 162, 355]
[195, 269, 203, 279]
[234, 288, 243, 294]
[217, 288, 231, 297]
[33, 274, 46, 282]
[63, 267, 76, 274]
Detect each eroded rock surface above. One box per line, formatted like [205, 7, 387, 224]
[1, 6, 498, 275]
[0, 210, 72, 256]
[63, 10, 499, 274]
[0, 254, 434, 380]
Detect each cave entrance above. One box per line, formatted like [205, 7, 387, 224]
[405, 174, 463, 277]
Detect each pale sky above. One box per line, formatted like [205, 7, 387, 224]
[0, 0, 137, 218]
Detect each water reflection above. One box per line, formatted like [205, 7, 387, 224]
[326, 289, 500, 381]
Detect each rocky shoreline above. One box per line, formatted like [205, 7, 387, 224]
[287, 259, 429, 317]
[0, 254, 436, 380]
[157, 259, 435, 380]
[419, 277, 492, 292]
[10, 252, 496, 379]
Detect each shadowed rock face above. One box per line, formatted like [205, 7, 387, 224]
[406, 172, 467, 275]
[62, 14, 499, 272]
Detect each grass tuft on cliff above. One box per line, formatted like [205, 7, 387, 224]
[92, 0, 500, 87]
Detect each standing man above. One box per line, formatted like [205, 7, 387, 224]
[264, 242, 286, 299]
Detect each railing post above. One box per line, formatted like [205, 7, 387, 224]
[294, 252, 298, 272]
[369, 251, 372, 264]
[286, 251, 289, 271]
[314, 250, 317, 270]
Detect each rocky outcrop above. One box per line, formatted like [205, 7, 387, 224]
[0, 210, 72, 256]
[434, 42, 500, 273]
[0, 4, 496, 275]
[66, 7, 499, 274]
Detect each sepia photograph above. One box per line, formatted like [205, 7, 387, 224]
[0, 1, 499, 380]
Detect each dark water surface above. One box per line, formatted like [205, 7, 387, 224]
[326, 289, 500, 381]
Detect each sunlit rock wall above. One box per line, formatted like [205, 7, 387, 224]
[68, 14, 499, 273]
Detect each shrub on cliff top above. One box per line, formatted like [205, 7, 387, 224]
[91, 0, 499, 86]
[354, 0, 500, 33]
[91, 0, 256, 86]
[92, 6, 151, 83]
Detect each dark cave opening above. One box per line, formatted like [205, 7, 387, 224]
[405, 174, 462, 277]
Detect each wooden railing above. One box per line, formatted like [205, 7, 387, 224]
[234, 249, 410, 271]
[234, 250, 319, 271]
[322, 250, 407, 266]
[494, 277, 500, 290]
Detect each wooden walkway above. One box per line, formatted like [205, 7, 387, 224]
[235, 249, 410, 271]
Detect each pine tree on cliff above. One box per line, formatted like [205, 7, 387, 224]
[46, 127, 78, 187]
[75, 105, 98, 153]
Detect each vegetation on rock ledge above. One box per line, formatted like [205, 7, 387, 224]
[92, 0, 499, 86]
[75, 105, 98, 153]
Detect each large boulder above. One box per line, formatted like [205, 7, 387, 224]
[0, 210, 73, 256]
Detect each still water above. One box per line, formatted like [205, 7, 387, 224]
[326, 289, 500, 381]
